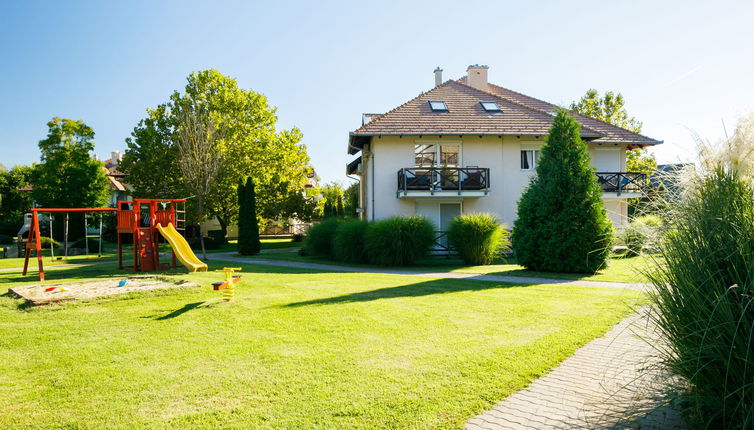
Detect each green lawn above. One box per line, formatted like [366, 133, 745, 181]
[253, 251, 654, 283]
[0, 260, 645, 429]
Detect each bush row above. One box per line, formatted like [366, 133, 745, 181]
[302, 213, 508, 266]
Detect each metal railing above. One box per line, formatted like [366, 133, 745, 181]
[595, 172, 647, 194]
[397, 167, 490, 195]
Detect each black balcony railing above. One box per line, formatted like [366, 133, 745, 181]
[596, 172, 646, 194]
[397, 167, 490, 195]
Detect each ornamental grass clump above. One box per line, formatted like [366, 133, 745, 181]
[365, 216, 435, 266]
[447, 213, 509, 265]
[646, 113, 754, 429]
[301, 218, 343, 258]
[332, 219, 370, 263]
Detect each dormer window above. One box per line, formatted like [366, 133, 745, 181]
[428, 101, 448, 112]
[480, 101, 501, 112]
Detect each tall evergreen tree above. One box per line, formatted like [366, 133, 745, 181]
[237, 177, 261, 255]
[512, 111, 613, 273]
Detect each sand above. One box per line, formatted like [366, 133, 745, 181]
[8, 275, 201, 305]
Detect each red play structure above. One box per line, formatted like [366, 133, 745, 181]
[23, 199, 189, 281]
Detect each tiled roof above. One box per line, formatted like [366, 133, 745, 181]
[481, 81, 660, 146]
[348, 77, 661, 153]
[351, 80, 603, 138]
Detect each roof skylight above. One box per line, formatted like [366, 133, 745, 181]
[428, 101, 448, 112]
[480, 101, 501, 112]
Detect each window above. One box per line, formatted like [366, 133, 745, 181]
[414, 144, 460, 167]
[428, 101, 448, 112]
[480, 101, 501, 112]
[520, 150, 539, 170]
[415, 144, 436, 167]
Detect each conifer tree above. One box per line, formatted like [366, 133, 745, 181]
[512, 111, 613, 273]
[237, 177, 261, 255]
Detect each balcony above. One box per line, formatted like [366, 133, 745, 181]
[596, 172, 646, 196]
[397, 167, 490, 197]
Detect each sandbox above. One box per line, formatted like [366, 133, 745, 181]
[8, 275, 201, 305]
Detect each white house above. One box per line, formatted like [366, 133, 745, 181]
[346, 65, 661, 231]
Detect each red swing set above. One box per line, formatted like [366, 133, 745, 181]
[22, 198, 204, 281]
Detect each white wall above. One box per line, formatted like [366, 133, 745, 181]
[365, 135, 629, 227]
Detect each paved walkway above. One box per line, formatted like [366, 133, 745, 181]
[211, 252, 649, 292]
[466, 309, 685, 429]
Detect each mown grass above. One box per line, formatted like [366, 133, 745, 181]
[252, 251, 652, 283]
[0, 260, 645, 429]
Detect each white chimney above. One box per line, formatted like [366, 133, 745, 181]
[466, 64, 489, 91]
[434, 67, 443, 87]
[111, 151, 122, 165]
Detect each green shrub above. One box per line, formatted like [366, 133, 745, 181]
[647, 167, 754, 428]
[621, 214, 664, 257]
[634, 214, 663, 227]
[512, 110, 613, 273]
[332, 220, 370, 263]
[0, 234, 14, 244]
[302, 218, 343, 257]
[620, 224, 646, 257]
[447, 213, 508, 265]
[365, 216, 435, 266]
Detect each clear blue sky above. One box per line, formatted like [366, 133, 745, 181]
[2, 1, 753, 183]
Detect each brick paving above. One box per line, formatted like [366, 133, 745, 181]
[466, 308, 685, 430]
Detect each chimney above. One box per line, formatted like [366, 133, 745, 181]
[111, 151, 122, 165]
[466, 64, 489, 91]
[434, 67, 443, 87]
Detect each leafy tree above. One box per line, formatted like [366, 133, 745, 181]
[121, 70, 314, 238]
[570, 89, 657, 175]
[32, 118, 110, 209]
[120, 104, 184, 198]
[512, 111, 613, 273]
[174, 103, 225, 259]
[344, 182, 359, 217]
[0, 165, 34, 235]
[320, 182, 345, 218]
[237, 177, 261, 255]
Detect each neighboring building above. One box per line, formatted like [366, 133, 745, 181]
[103, 151, 131, 205]
[346, 65, 662, 230]
[18, 150, 132, 207]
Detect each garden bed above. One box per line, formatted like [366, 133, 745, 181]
[8, 275, 200, 305]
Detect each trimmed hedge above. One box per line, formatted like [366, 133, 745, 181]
[448, 213, 508, 265]
[332, 220, 370, 263]
[302, 218, 344, 257]
[364, 216, 435, 266]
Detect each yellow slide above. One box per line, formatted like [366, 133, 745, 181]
[156, 223, 208, 272]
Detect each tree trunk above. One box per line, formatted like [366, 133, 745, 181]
[216, 215, 228, 246]
[197, 198, 208, 261]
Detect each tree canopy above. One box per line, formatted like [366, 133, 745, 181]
[0, 165, 34, 235]
[512, 110, 613, 273]
[31, 118, 110, 209]
[121, 69, 315, 235]
[570, 89, 657, 175]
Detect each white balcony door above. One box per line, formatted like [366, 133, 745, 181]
[593, 148, 620, 172]
[416, 201, 461, 232]
[440, 203, 461, 231]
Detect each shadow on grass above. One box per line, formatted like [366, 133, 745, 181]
[284, 277, 526, 307]
[155, 301, 206, 320]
